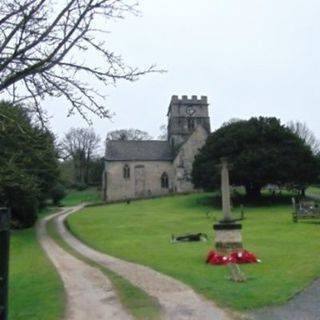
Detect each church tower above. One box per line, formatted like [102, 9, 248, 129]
[167, 95, 211, 150]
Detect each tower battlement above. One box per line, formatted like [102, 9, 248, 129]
[170, 95, 208, 105]
[167, 95, 211, 149]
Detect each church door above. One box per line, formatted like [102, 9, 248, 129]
[134, 165, 146, 197]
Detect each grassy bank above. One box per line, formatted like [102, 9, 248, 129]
[307, 186, 320, 197]
[67, 193, 320, 311]
[62, 187, 101, 206]
[9, 226, 64, 320]
[8, 187, 100, 320]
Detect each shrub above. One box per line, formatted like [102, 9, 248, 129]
[11, 193, 39, 229]
[51, 183, 67, 206]
[2, 177, 39, 228]
[74, 183, 88, 191]
[0, 101, 60, 228]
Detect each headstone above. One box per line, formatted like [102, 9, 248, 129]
[213, 158, 243, 254]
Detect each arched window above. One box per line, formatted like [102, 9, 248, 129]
[187, 118, 195, 131]
[161, 172, 169, 189]
[123, 164, 130, 179]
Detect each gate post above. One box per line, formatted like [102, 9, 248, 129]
[0, 208, 10, 320]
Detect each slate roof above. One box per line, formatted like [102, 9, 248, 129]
[105, 140, 173, 161]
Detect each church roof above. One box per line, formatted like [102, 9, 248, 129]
[105, 140, 173, 161]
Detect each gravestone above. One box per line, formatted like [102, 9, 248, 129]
[213, 158, 243, 254]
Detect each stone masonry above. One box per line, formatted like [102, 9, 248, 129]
[102, 95, 211, 202]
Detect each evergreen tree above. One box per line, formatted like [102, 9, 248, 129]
[192, 117, 319, 199]
[0, 101, 60, 227]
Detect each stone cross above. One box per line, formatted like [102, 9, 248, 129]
[220, 158, 233, 222]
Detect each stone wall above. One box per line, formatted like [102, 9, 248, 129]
[103, 126, 209, 202]
[103, 160, 174, 202]
[173, 126, 208, 193]
[167, 95, 210, 150]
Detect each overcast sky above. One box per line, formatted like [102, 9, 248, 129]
[46, 0, 320, 150]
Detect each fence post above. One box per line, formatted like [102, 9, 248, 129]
[0, 208, 10, 320]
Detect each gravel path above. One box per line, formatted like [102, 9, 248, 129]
[57, 207, 238, 320]
[37, 207, 133, 320]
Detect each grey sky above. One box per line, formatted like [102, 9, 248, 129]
[47, 0, 320, 149]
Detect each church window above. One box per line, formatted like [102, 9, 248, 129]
[187, 118, 195, 131]
[123, 164, 130, 179]
[161, 172, 169, 188]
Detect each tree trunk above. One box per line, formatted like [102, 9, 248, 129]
[84, 158, 90, 185]
[245, 184, 262, 200]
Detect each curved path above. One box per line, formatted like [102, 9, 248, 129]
[250, 278, 320, 320]
[37, 207, 132, 320]
[56, 206, 238, 320]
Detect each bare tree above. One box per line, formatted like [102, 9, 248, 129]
[157, 124, 167, 140]
[0, 0, 158, 125]
[287, 121, 320, 155]
[61, 127, 100, 184]
[106, 128, 152, 141]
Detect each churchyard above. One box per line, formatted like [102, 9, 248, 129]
[67, 191, 320, 311]
[6, 185, 320, 319]
[4, 115, 319, 320]
[2, 1, 320, 319]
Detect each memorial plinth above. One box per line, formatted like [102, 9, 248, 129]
[213, 158, 243, 255]
[214, 222, 242, 254]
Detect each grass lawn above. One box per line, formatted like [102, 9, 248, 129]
[307, 186, 320, 197]
[62, 187, 101, 206]
[68, 193, 320, 311]
[9, 187, 101, 320]
[9, 226, 64, 320]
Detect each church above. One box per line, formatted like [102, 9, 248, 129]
[102, 95, 211, 202]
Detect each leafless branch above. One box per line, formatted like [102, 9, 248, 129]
[0, 0, 161, 124]
[288, 120, 320, 155]
[60, 127, 100, 183]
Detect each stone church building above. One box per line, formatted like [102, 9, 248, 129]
[102, 95, 211, 202]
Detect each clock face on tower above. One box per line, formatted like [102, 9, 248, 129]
[186, 106, 195, 116]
